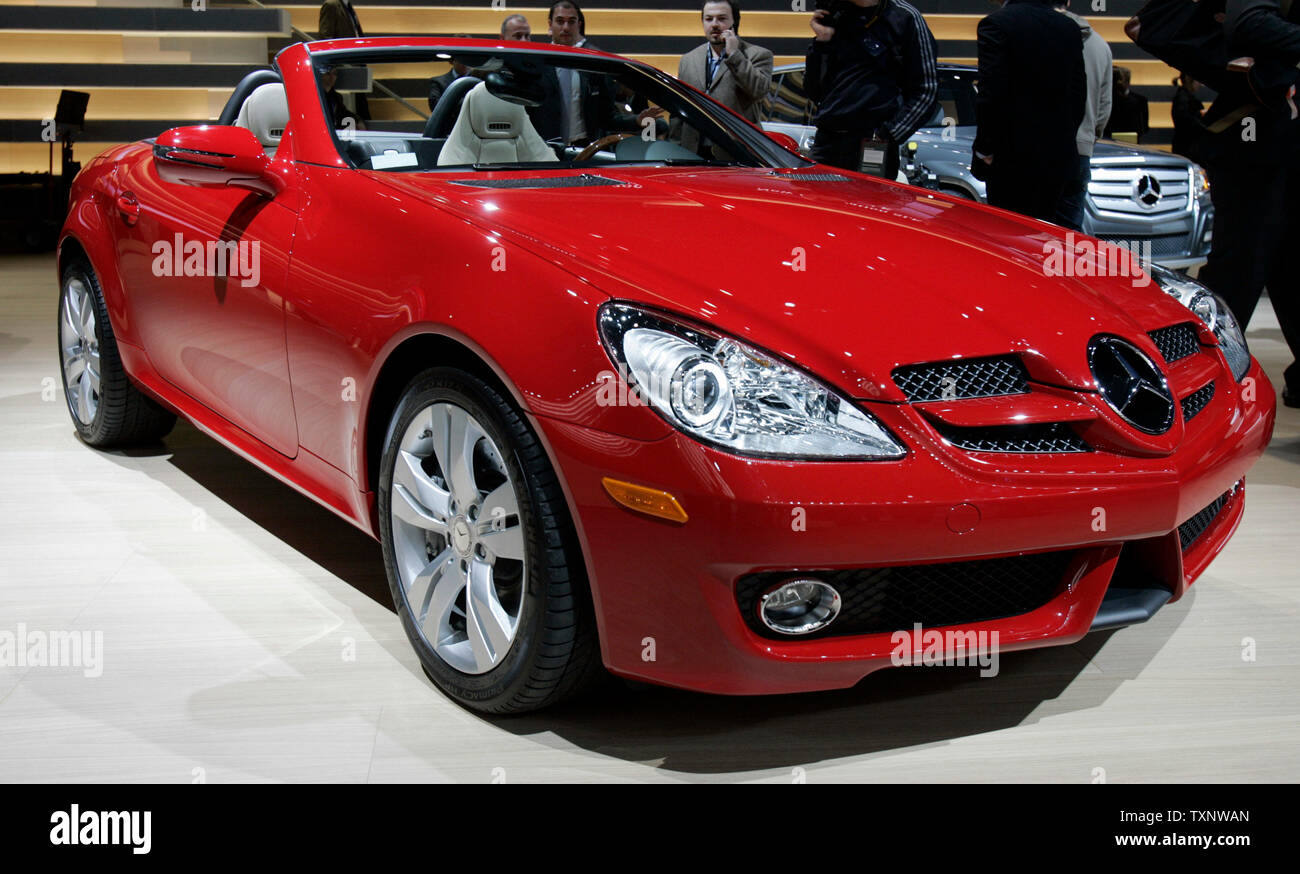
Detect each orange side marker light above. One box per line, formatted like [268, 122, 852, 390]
[601, 477, 688, 524]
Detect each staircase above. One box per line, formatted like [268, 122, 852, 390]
[0, 0, 1184, 177]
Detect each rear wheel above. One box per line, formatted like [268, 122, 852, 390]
[58, 256, 175, 446]
[377, 367, 602, 713]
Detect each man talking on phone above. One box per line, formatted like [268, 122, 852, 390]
[675, 2, 774, 154]
[805, 0, 938, 178]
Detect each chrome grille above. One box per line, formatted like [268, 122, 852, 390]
[932, 421, 1091, 453]
[1096, 233, 1190, 258]
[1181, 381, 1215, 421]
[893, 355, 1028, 402]
[1149, 322, 1200, 363]
[1088, 164, 1190, 217]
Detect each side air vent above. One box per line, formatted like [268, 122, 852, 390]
[770, 171, 851, 182]
[931, 421, 1091, 453]
[893, 355, 1028, 402]
[1181, 381, 1215, 421]
[448, 174, 626, 189]
[1148, 322, 1200, 364]
[1178, 490, 1232, 551]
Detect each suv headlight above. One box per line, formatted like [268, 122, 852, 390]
[1148, 264, 1251, 381]
[598, 303, 905, 459]
[1193, 165, 1210, 197]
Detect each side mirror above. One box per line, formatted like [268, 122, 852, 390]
[152, 125, 282, 198]
[766, 130, 801, 153]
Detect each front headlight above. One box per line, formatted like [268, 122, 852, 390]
[1193, 165, 1210, 197]
[1148, 264, 1251, 381]
[598, 303, 905, 460]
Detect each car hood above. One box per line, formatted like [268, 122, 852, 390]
[1091, 139, 1192, 166]
[912, 127, 1195, 168]
[375, 167, 1194, 400]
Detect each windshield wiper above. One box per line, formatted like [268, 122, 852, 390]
[648, 158, 744, 166]
[469, 161, 571, 171]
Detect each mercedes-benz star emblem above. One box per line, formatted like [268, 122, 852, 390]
[1088, 336, 1175, 434]
[1133, 173, 1162, 208]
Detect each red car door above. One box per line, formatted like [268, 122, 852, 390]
[112, 151, 299, 458]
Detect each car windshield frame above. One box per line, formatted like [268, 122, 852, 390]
[307, 45, 810, 173]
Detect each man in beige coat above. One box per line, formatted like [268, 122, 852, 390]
[675, 1, 774, 153]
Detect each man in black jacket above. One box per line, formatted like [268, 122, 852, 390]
[972, 0, 1086, 220]
[805, 0, 938, 178]
[1199, 0, 1300, 407]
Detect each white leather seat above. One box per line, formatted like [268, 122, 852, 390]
[437, 81, 557, 166]
[235, 83, 289, 158]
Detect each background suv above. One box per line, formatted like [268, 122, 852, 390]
[761, 63, 1214, 271]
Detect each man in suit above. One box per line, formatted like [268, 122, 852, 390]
[501, 14, 531, 41]
[972, 0, 1086, 221]
[318, 0, 362, 40]
[318, 0, 369, 120]
[428, 35, 473, 112]
[1103, 66, 1149, 141]
[543, 1, 657, 145]
[674, 1, 774, 154]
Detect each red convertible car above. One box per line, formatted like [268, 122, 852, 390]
[57, 39, 1276, 712]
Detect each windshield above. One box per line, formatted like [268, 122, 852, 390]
[311, 46, 806, 173]
[928, 68, 978, 128]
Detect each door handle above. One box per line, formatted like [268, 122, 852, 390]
[116, 191, 140, 226]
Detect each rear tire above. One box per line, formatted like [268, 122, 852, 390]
[58, 255, 176, 446]
[378, 367, 603, 714]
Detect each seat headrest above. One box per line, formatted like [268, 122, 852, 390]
[235, 83, 288, 157]
[465, 81, 528, 139]
[437, 81, 557, 166]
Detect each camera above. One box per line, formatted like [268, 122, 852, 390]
[814, 0, 854, 32]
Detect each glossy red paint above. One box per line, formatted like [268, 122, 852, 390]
[153, 125, 285, 199]
[58, 38, 1277, 696]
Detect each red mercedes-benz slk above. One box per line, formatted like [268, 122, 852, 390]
[56, 38, 1275, 712]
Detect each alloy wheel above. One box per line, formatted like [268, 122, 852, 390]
[389, 402, 527, 675]
[60, 277, 101, 425]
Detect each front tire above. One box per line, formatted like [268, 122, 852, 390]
[58, 255, 176, 446]
[377, 367, 602, 713]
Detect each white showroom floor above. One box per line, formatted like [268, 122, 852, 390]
[2, 252, 1298, 783]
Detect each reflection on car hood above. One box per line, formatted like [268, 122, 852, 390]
[375, 167, 1196, 400]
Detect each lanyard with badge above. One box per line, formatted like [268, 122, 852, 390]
[843, 3, 892, 177]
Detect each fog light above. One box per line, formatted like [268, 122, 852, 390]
[758, 578, 841, 635]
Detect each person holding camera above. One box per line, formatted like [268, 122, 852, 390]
[1197, 0, 1300, 407]
[805, 0, 938, 179]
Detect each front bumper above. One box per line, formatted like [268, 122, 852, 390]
[533, 360, 1275, 695]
